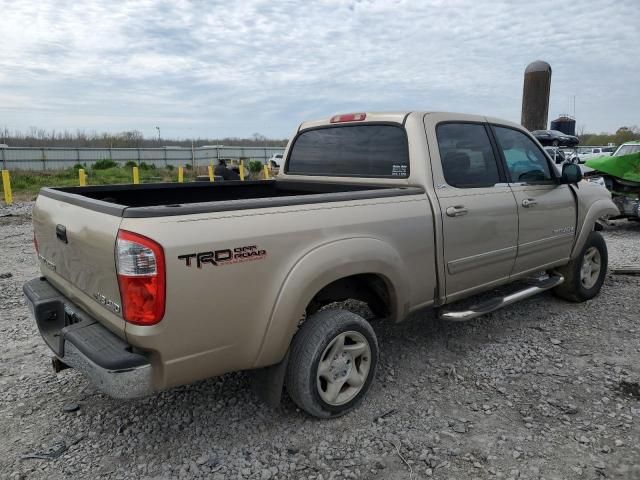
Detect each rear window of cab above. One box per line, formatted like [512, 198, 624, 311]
[285, 124, 409, 178]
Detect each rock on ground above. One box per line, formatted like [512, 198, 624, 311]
[1, 202, 639, 479]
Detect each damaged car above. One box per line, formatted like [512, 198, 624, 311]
[584, 141, 640, 221]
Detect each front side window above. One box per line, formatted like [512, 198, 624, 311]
[493, 126, 554, 183]
[436, 123, 501, 188]
[286, 125, 409, 177]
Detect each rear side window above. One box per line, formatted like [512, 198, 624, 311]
[286, 125, 409, 178]
[436, 123, 501, 188]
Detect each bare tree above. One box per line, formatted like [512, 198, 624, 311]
[0, 126, 289, 148]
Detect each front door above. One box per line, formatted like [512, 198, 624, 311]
[427, 119, 519, 300]
[491, 125, 577, 275]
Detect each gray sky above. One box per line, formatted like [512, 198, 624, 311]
[1, 0, 638, 139]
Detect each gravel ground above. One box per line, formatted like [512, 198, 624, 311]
[1, 202, 639, 480]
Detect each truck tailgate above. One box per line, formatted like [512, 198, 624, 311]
[32, 194, 126, 335]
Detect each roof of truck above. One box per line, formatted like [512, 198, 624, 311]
[298, 111, 522, 132]
[299, 112, 409, 131]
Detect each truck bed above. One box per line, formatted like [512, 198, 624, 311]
[39, 180, 423, 218]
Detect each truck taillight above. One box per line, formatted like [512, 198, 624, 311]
[116, 230, 165, 325]
[330, 113, 366, 123]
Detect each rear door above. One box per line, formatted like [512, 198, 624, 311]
[425, 116, 519, 301]
[490, 125, 577, 275]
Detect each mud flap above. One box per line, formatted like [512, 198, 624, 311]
[249, 351, 289, 407]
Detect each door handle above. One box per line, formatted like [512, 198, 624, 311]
[446, 205, 468, 217]
[522, 198, 537, 208]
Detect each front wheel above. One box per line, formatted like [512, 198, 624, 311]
[553, 231, 608, 302]
[285, 309, 378, 418]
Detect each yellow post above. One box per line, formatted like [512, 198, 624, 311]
[263, 164, 270, 180]
[132, 166, 140, 184]
[79, 168, 86, 186]
[208, 165, 214, 182]
[178, 166, 184, 183]
[239, 161, 245, 181]
[2, 170, 12, 205]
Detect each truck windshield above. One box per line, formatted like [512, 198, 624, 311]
[286, 124, 409, 178]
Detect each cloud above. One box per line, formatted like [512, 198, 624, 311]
[0, 0, 638, 138]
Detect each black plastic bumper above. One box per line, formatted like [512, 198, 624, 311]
[23, 277, 153, 398]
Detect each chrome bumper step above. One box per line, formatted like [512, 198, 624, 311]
[438, 274, 564, 322]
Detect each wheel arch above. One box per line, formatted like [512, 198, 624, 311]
[306, 273, 394, 319]
[252, 237, 409, 367]
[571, 198, 618, 260]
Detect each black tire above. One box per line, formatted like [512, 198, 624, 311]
[285, 308, 378, 418]
[552, 140, 560, 147]
[553, 231, 607, 302]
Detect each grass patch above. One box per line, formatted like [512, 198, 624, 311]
[7, 165, 198, 200]
[5, 162, 269, 201]
[92, 158, 119, 170]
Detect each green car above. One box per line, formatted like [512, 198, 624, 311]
[585, 141, 640, 220]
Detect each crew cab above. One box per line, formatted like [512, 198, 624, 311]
[25, 112, 618, 418]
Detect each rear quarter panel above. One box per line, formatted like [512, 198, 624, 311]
[121, 194, 435, 389]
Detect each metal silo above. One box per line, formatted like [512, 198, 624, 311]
[521, 61, 552, 131]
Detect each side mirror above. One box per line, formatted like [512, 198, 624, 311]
[561, 163, 583, 184]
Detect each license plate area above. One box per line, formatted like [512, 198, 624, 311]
[31, 298, 66, 356]
[24, 278, 96, 357]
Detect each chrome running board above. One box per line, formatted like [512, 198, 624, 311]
[438, 274, 564, 322]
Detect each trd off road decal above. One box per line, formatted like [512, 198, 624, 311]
[178, 245, 267, 268]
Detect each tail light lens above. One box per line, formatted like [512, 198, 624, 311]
[116, 230, 165, 325]
[34, 232, 39, 254]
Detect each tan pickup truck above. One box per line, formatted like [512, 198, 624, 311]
[25, 112, 618, 418]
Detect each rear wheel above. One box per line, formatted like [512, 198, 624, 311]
[285, 308, 378, 418]
[553, 231, 607, 302]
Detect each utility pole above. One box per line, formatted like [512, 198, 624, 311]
[155, 126, 161, 144]
[191, 141, 195, 170]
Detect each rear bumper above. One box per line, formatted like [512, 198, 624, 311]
[23, 277, 154, 399]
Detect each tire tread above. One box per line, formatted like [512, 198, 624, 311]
[553, 231, 607, 302]
[285, 309, 377, 418]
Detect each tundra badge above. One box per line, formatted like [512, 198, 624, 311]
[93, 292, 122, 314]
